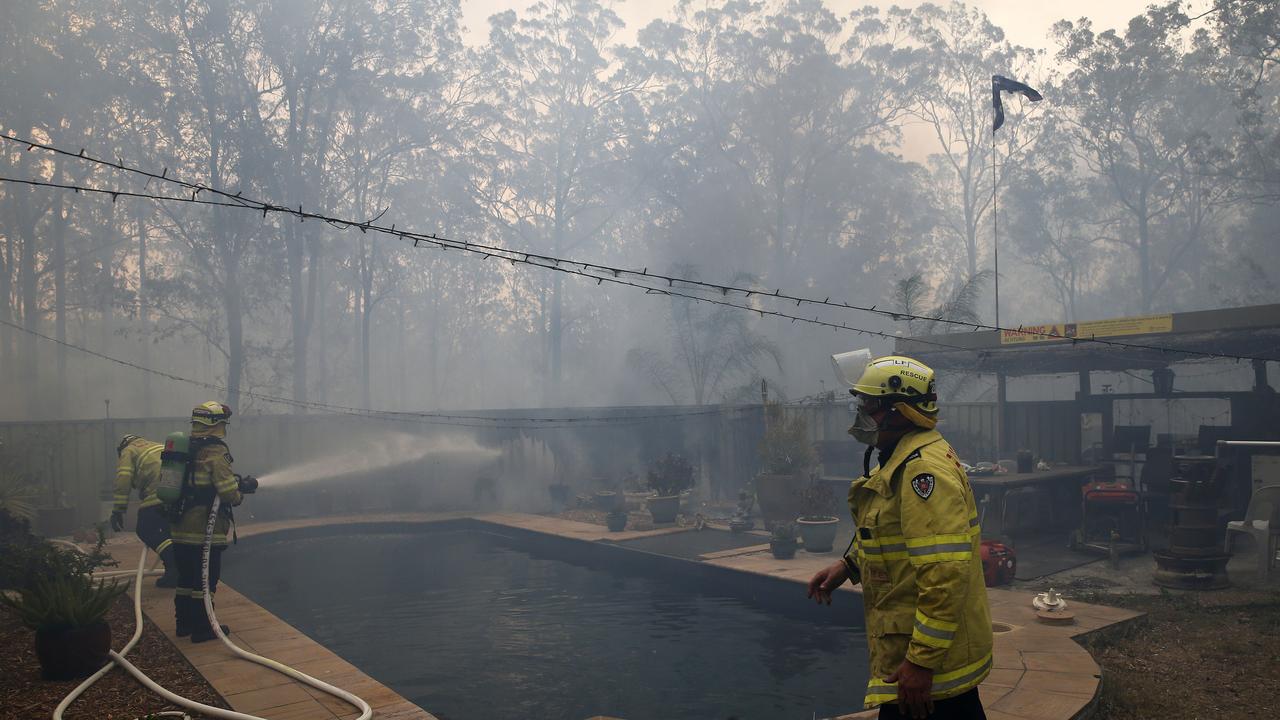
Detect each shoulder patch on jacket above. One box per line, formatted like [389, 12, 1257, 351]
[904, 448, 922, 463]
[910, 473, 935, 500]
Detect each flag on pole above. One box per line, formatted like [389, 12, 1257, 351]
[992, 75, 1042, 132]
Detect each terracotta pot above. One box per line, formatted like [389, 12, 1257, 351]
[797, 516, 839, 553]
[646, 495, 680, 524]
[35, 621, 111, 681]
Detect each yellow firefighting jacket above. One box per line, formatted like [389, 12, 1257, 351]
[843, 428, 992, 709]
[171, 436, 242, 546]
[113, 439, 164, 513]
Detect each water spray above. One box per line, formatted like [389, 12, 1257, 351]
[257, 432, 502, 487]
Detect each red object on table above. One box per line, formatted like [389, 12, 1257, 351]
[980, 540, 1016, 586]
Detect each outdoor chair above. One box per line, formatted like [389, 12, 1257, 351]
[1225, 484, 1280, 579]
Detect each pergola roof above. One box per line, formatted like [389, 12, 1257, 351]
[893, 304, 1280, 376]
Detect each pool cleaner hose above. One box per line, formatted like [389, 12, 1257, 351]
[53, 499, 372, 720]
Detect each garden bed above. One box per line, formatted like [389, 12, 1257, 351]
[1074, 588, 1280, 719]
[0, 593, 229, 719]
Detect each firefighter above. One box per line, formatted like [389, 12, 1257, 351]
[807, 354, 992, 720]
[171, 401, 255, 643]
[110, 434, 179, 587]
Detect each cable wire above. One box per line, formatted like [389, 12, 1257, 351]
[3, 134, 1278, 363]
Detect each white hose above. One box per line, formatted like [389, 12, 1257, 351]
[52, 499, 371, 720]
[200, 497, 373, 720]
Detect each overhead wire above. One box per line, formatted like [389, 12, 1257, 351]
[2, 133, 1278, 364]
[0, 173, 973, 354]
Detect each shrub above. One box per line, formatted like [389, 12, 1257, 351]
[798, 477, 837, 519]
[0, 526, 117, 592]
[0, 569, 126, 632]
[646, 452, 695, 497]
[759, 404, 815, 475]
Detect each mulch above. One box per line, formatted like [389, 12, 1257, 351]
[1, 593, 229, 720]
[1077, 589, 1280, 720]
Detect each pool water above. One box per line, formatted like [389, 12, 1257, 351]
[224, 528, 870, 719]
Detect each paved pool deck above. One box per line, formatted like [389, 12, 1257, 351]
[103, 512, 1141, 719]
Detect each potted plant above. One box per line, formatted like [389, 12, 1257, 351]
[645, 452, 695, 524]
[756, 404, 815, 528]
[769, 522, 798, 559]
[605, 509, 628, 532]
[1, 548, 127, 680]
[796, 476, 839, 553]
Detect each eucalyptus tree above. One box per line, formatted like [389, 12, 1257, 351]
[467, 0, 653, 404]
[1002, 120, 1111, 322]
[1053, 3, 1240, 313]
[632, 0, 917, 385]
[891, 1, 1043, 285]
[1216, 0, 1280, 203]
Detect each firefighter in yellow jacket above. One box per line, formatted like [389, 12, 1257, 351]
[808, 354, 992, 720]
[171, 401, 255, 643]
[110, 435, 178, 587]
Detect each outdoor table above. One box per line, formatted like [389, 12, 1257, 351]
[969, 465, 1103, 537]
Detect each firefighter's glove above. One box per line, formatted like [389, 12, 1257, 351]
[237, 475, 259, 494]
[110, 510, 126, 532]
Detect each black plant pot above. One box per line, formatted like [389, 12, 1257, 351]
[770, 539, 797, 560]
[35, 621, 111, 680]
[606, 511, 628, 532]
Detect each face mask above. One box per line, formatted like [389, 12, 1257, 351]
[848, 406, 881, 446]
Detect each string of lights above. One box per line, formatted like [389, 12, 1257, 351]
[0, 318, 735, 429]
[3, 133, 1278, 363]
[0, 174, 978, 354]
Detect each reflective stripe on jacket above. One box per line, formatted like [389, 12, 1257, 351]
[112, 440, 164, 512]
[844, 428, 993, 709]
[171, 437, 241, 545]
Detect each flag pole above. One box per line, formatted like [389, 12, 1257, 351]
[991, 127, 1000, 330]
[991, 124, 1003, 464]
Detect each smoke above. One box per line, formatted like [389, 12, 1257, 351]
[257, 432, 502, 488]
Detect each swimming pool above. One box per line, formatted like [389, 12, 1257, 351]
[224, 522, 870, 719]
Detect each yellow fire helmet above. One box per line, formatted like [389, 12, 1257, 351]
[849, 355, 939, 429]
[191, 401, 232, 427]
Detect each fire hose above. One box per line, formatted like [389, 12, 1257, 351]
[53, 497, 372, 720]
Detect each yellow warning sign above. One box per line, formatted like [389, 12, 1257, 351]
[1000, 313, 1173, 345]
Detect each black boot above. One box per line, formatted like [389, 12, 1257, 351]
[189, 597, 230, 644]
[174, 595, 194, 638]
[190, 623, 231, 643]
[155, 547, 179, 588]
